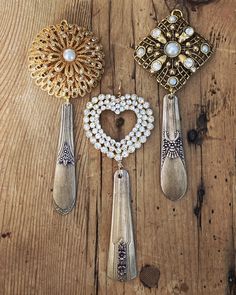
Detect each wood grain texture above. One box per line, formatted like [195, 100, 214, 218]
[0, 0, 235, 294]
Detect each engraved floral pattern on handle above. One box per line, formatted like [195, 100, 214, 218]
[53, 102, 76, 214]
[161, 95, 187, 201]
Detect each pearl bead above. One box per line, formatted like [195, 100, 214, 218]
[151, 60, 162, 72]
[168, 15, 178, 23]
[201, 43, 210, 54]
[183, 57, 194, 69]
[151, 28, 162, 39]
[185, 27, 194, 36]
[164, 41, 181, 58]
[63, 48, 76, 62]
[168, 76, 178, 86]
[136, 46, 145, 58]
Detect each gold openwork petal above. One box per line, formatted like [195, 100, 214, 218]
[28, 20, 105, 99]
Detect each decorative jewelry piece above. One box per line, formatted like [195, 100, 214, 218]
[83, 93, 154, 281]
[134, 9, 213, 200]
[28, 20, 105, 214]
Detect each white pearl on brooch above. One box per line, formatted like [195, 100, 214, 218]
[63, 48, 76, 62]
[164, 41, 181, 58]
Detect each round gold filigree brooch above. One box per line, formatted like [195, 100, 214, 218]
[28, 20, 105, 99]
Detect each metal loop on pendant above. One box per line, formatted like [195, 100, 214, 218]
[171, 9, 183, 18]
[117, 161, 123, 178]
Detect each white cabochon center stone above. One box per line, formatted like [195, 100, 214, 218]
[164, 41, 181, 58]
[63, 48, 76, 62]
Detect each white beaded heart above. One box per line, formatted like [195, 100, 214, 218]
[83, 94, 154, 162]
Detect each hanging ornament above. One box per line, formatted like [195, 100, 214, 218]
[83, 92, 154, 281]
[28, 20, 105, 214]
[134, 9, 213, 200]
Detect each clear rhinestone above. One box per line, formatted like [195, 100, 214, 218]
[92, 97, 98, 103]
[140, 136, 147, 143]
[90, 137, 96, 144]
[101, 147, 108, 153]
[115, 154, 122, 161]
[127, 140, 133, 146]
[139, 126, 145, 132]
[86, 131, 92, 138]
[147, 123, 154, 130]
[116, 148, 122, 154]
[94, 142, 101, 149]
[107, 152, 114, 158]
[84, 117, 89, 123]
[138, 97, 144, 103]
[143, 102, 150, 109]
[128, 146, 135, 153]
[144, 130, 151, 137]
[132, 136, 137, 142]
[86, 102, 93, 109]
[135, 141, 141, 149]
[84, 124, 90, 131]
[95, 133, 101, 139]
[142, 115, 148, 121]
[98, 94, 105, 100]
[146, 109, 153, 116]
[109, 146, 115, 151]
[148, 116, 154, 122]
[122, 151, 129, 158]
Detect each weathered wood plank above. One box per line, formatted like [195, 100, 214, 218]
[0, 0, 235, 294]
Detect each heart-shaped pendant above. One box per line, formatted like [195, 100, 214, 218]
[83, 93, 154, 162]
[83, 93, 155, 281]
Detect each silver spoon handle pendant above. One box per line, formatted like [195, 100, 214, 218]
[161, 94, 187, 201]
[53, 102, 76, 214]
[107, 169, 137, 281]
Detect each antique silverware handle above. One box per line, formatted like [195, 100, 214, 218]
[53, 102, 76, 214]
[161, 94, 187, 201]
[107, 169, 137, 281]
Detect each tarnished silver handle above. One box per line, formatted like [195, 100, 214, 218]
[107, 169, 137, 281]
[161, 94, 187, 201]
[53, 102, 76, 214]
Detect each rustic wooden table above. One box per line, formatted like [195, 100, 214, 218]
[0, 0, 235, 294]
